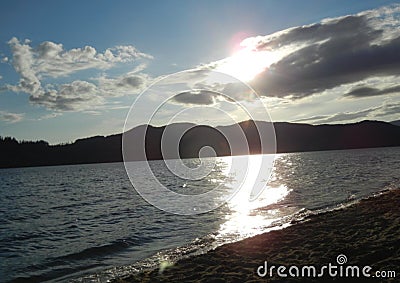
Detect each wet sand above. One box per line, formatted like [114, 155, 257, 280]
[114, 189, 400, 282]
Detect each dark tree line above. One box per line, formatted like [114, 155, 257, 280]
[1, 120, 400, 168]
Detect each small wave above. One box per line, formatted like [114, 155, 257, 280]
[55, 235, 155, 263]
[58, 242, 130, 262]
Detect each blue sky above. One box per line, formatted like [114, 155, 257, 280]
[1, 0, 399, 143]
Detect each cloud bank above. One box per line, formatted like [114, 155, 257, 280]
[246, 5, 400, 99]
[294, 100, 400, 124]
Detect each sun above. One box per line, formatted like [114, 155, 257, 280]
[216, 48, 278, 82]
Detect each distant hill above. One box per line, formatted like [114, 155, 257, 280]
[391, 120, 400, 126]
[1, 120, 400, 168]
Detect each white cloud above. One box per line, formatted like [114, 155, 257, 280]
[29, 80, 103, 111]
[7, 37, 152, 79]
[6, 37, 41, 94]
[37, 112, 62, 120]
[3, 38, 153, 111]
[0, 110, 24, 123]
[26, 71, 153, 111]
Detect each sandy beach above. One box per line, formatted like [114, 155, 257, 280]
[114, 189, 400, 282]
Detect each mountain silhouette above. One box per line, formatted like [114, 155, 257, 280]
[1, 120, 400, 168]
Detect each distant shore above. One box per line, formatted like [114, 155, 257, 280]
[114, 189, 400, 282]
[1, 120, 400, 168]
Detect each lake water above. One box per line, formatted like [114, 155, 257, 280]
[1, 147, 399, 282]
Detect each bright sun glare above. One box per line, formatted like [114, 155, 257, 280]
[216, 49, 278, 82]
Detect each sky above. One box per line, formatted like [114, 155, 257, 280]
[1, 0, 400, 144]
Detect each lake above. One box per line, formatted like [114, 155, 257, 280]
[0, 146, 399, 282]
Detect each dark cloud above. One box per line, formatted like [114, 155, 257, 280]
[256, 15, 379, 50]
[248, 7, 400, 99]
[172, 90, 230, 105]
[344, 85, 400, 98]
[116, 75, 144, 88]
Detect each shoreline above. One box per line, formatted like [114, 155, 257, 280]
[114, 189, 400, 282]
[1, 145, 399, 170]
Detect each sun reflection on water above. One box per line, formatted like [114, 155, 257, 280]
[214, 155, 292, 242]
